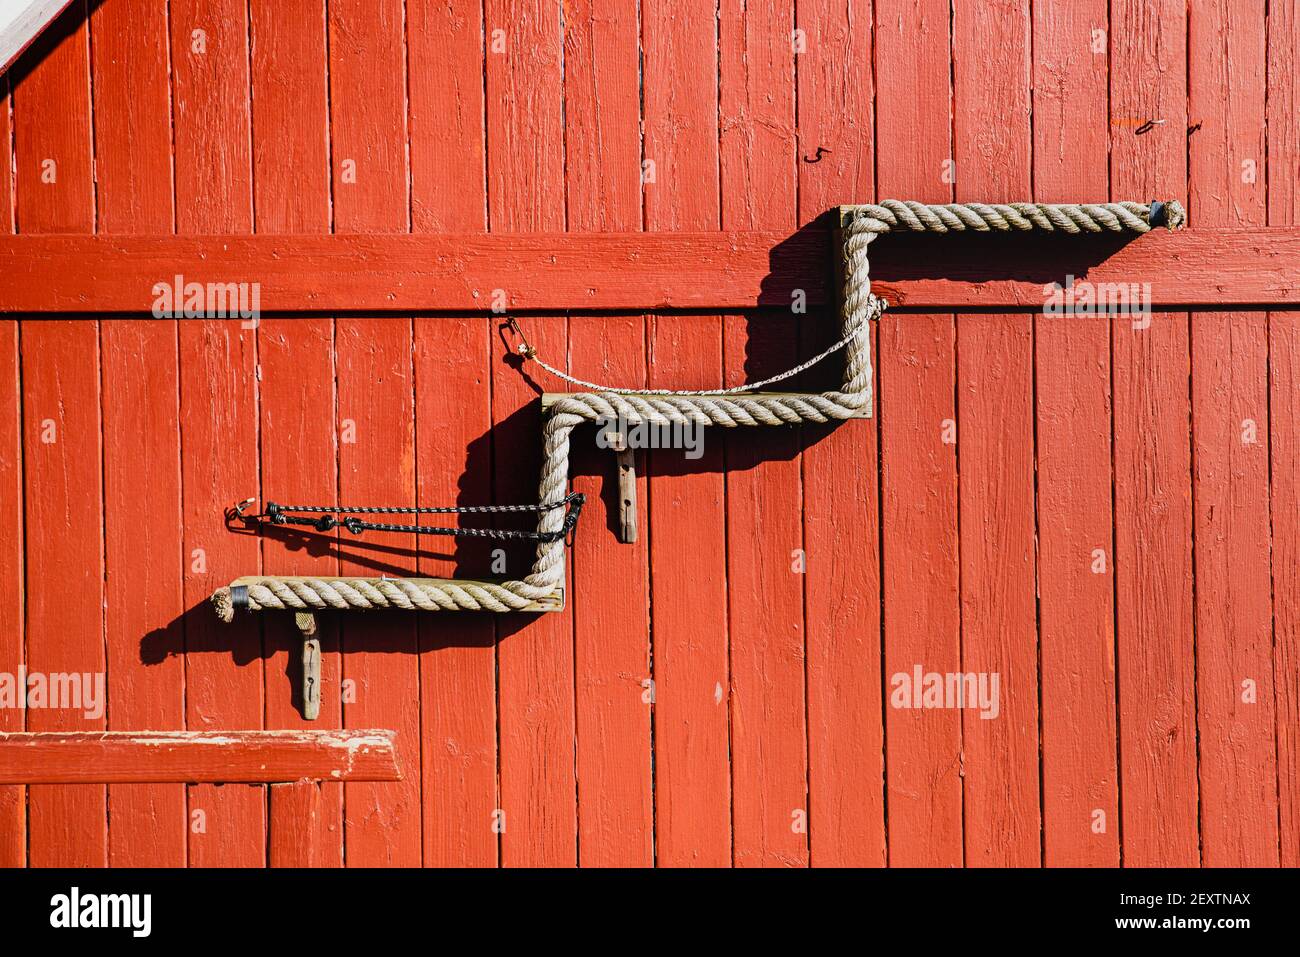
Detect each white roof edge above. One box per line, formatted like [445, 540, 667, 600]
[0, 0, 76, 78]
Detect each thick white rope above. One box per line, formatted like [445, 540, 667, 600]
[213, 200, 1183, 620]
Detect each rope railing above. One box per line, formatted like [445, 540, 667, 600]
[212, 200, 1184, 623]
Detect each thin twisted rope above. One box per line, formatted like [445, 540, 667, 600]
[212, 200, 1181, 619]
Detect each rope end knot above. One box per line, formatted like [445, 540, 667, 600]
[1151, 199, 1187, 231]
[211, 586, 235, 624]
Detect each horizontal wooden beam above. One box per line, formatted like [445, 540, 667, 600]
[0, 228, 1294, 312]
[0, 730, 402, 784]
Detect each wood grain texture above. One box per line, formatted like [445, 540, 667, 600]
[2, 227, 1291, 313]
[564, 0, 652, 867]
[19, 322, 106, 866]
[491, 313, 576, 866]
[486, 0, 576, 868]
[1188, 0, 1278, 867]
[250, 0, 344, 869]
[91, 0, 186, 869]
[1270, 308, 1300, 868]
[1268, 0, 1300, 868]
[268, 781, 323, 867]
[953, 0, 1040, 868]
[258, 320, 343, 865]
[1032, 0, 1119, 868]
[719, 0, 808, 868]
[569, 315, 653, 865]
[171, 0, 265, 868]
[0, 77, 23, 869]
[170, 0, 253, 235]
[643, 3, 729, 863]
[876, 0, 962, 867]
[101, 323, 187, 866]
[334, 320, 422, 867]
[797, 0, 885, 867]
[414, 317, 499, 867]
[795, 0, 873, 224]
[11, 3, 92, 234]
[1110, 0, 1198, 867]
[177, 321, 266, 867]
[0, 730, 401, 783]
[12, 4, 104, 868]
[409, 0, 496, 870]
[408, 0, 486, 233]
[327, 0, 421, 868]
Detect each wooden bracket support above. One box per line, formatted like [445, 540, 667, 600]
[295, 612, 321, 721]
[608, 430, 638, 544]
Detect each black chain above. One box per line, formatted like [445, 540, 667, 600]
[235, 493, 585, 545]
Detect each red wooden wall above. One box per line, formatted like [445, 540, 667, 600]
[1, 0, 1296, 867]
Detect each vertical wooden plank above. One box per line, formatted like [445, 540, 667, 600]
[250, 0, 342, 868]
[0, 77, 10, 231]
[564, 0, 652, 867]
[1268, 0, 1300, 868]
[0, 74, 23, 869]
[485, 0, 564, 233]
[171, 0, 265, 867]
[413, 318, 497, 867]
[327, 0, 422, 866]
[408, 0, 486, 234]
[719, 0, 807, 869]
[1033, 1, 1109, 201]
[11, 3, 105, 868]
[407, 0, 497, 868]
[952, 0, 1039, 868]
[485, 0, 575, 867]
[11, 6, 93, 233]
[796, 0, 884, 867]
[642, 0, 730, 868]
[873, 0, 962, 867]
[20, 323, 106, 868]
[563, 0, 641, 229]
[1110, 0, 1198, 867]
[91, 0, 187, 869]
[795, 0, 873, 220]
[170, 0, 254, 235]
[100, 325, 186, 867]
[268, 781, 322, 867]
[333, 320, 422, 867]
[568, 315, 652, 866]
[1187, 0, 1276, 868]
[1032, 0, 1120, 868]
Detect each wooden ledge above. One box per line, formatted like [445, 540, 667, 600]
[0, 730, 402, 784]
